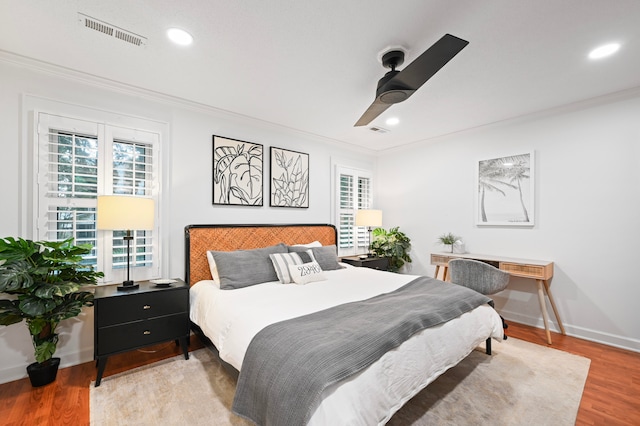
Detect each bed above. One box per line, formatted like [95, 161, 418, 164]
[185, 224, 504, 425]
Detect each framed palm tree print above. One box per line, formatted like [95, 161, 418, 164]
[476, 152, 534, 226]
[270, 147, 309, 208]
[212, 135, 263, 206]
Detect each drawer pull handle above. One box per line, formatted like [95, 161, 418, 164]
[143, 305, 151, 310]
[143, 330, 151, 335]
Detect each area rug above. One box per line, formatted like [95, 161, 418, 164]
[90, 338, 590, 425]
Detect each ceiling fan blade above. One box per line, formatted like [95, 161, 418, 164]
[354, 99, 392, 127]
[354, 34, 468, 127]
[391, 34, 469, 91]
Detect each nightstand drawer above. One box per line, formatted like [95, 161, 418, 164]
[97, 289, 188, 326]
[361, 257, 389, 270]
[341, 256, 389, 271]
[96, 313, 189, 356]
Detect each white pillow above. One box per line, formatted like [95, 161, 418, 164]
[293, 240, 322, 248]
[288, 261, 326, 285]
[206, 251, 221, 286]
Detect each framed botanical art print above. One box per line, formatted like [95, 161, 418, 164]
[476, 151, 534, 226]
[212, 135, 263, 206]
[270, 147, 309, 208]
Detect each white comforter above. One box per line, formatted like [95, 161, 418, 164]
[190, 265, 504, 425]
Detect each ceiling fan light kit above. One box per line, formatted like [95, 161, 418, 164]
[355, 33, 469, 127]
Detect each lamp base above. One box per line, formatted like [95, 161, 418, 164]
[117, 281, 139, 291]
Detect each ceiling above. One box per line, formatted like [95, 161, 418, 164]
[2, 0, 639, 151]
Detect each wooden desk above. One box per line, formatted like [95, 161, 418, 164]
[431, 252, 565, 344]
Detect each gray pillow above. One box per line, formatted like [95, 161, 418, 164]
[211, 243, 288, 289]
[288, 245, 344, 271]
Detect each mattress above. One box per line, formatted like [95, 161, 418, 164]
[190, 264, 504, 425]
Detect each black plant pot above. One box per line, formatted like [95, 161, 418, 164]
[26, 357, 60, 387]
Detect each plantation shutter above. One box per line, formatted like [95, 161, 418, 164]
[37, 115, 100, 266]
[109, 138, 155, 270]
[357, 176, 372, 248]
[338, 173, 354, 250]
[335, 166, 373, 256]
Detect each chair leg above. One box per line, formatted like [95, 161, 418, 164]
[501, 315, 508, 340]
[485, 337, 492, 355]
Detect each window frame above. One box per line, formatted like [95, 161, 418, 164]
[33, 110, 162, 284]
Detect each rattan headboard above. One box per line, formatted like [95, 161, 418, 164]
[184, 224, 338, 286]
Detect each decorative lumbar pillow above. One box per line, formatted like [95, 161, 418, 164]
[269, 250, 314, 284]
[288, 245, 343, 271]
[210, 243, 288, 290]
[288, 261, 326, 285]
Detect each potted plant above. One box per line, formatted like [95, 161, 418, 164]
[438, 232, 460, 253]
[370, 227, 412, 272]
[0, 237, 103, 387]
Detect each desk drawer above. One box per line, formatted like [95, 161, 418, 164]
[500, 262, 551, 279]
[96, 313, 189, 356]
[430, 254, 453, 265]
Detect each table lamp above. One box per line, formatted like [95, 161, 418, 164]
[97, 195, 155, 291]
[355, 209, 382, 257]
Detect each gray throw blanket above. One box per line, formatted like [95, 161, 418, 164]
[232, 276, 491, 426]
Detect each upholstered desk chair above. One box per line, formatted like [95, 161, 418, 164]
[449, 258, 510, 340]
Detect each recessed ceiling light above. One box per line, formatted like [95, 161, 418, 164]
[167, 28, 193, 46]
[588, 42, 620, 60]
[385, 117, 399, 126]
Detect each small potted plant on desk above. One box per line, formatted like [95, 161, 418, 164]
[0, 237, 103, 387]
[438, 232, 460, 253]
[370, 227, 412, 272]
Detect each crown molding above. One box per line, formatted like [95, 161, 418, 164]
[0, 49, 377, 156]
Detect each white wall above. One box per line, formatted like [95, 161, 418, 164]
[377, 90, 640, 351]
[0, 58, 376, 384]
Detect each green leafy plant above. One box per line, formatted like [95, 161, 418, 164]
[370, 227, 412, 272]
[438, 232, 460, 253]
[0, 237, 103, 364]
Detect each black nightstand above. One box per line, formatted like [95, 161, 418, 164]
[341, 256, 389, 271]
[93, 279, 190, 386]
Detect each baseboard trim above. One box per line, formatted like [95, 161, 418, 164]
[503, 310, 640, 353]
[0, 346, 94, 385]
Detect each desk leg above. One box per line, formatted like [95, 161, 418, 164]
[536, 279, 553, 344]
[434, 265, 449, 281]
[542, 280, 566, 335]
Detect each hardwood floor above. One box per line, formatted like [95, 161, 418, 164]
[507, 323, 640, 426]
[0, 323, 638, 426]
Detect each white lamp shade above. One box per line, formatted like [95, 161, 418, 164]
[97, 196, 155, 230]
[355, 209, 382, 227]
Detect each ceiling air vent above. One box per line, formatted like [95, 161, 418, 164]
[78, 13, 146, 47]
[369, 126, 389, 134]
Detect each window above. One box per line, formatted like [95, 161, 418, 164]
[334, 165, 373, 257]
[36, 112, 160, 283]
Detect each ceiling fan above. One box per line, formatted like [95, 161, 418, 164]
[354, 34, 469, 127]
